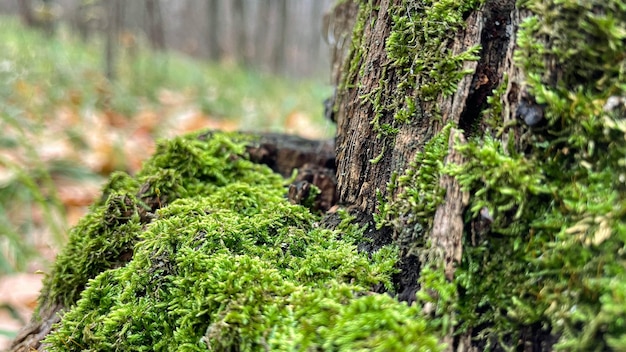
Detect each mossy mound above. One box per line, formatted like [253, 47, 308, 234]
[39, 131, 440, 351]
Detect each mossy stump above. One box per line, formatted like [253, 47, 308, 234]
[12, 0, 626, 350]
[12, 132, 440, 351]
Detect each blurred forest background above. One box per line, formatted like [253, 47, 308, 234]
[0, 0, 340, 346]
[1, 0, 336, 76]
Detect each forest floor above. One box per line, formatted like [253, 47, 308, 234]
[0, 17, 332, 349]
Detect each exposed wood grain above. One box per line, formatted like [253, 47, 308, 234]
[431, 128, 469, 281]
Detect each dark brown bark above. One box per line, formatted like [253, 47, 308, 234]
[334, 0, 485, 215]
[245, 132, 335, 178]
[10, 302, 62, 352]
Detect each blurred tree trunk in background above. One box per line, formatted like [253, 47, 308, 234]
[323, 0, 358, 86]
[254, 0, 270, 67]
[104, 0, 122, 80]
[145, 0, 165, 51]
[18, 0, 55, 35]
[232, 0, 249, 65]
[207, 0, 221, 61]
[18, 0, 36, 27]
[272, 0, 288, 74]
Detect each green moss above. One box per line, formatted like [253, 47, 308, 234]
[441, 0, 626, 349]
[340, 0, 482, 157]
[366, 0, 626, 349]
[39, 131, 444, 351]
[40, 132, 281, 310]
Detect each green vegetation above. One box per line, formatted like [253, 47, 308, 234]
[0, 17, 330, 125]
[357, 0, 626, 350]
[448, 0, 626, 349]
[375, 123, 452, 235]
[7, 0, 626, 348]
[345, 0, 482, 146]
[41, 131, 441, 351]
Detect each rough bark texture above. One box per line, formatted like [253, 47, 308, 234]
[431, 129, 468, 282]
[335, 0, 521, 214]
[332, 0, 551, 350]
[335, 2, 477, 214]
[245, 132, 335, 177]
[10, 303, 62, 352]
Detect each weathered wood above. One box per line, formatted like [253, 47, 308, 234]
[245, 132, 335, 177]
[334, 0, 483, 215]
[431, 129, 468, 282]
[10, 303, 61, 352]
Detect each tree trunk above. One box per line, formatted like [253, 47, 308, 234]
[232, 0, 249, 65]
[331, 0, 623, 350]
[18, 0, 56, 35]
[104, 0, 123, 81]
[271, 0, 288, 73]
[145, 0, 165, 51]
[207, 0, 221, 61]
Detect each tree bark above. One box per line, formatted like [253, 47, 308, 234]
[104, 0, 123, 81]
[331, 0, 541, 350]
[207, 0, 221, 61]
[232, 0, 249, 65]
[272, 0, 288, 73]
[335, 0, 487, 214]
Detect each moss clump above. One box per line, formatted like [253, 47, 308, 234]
[41, 132, 276, 309]
[40, 131, 443, 351]
[363, 0, 626, 349]
[342, 0, 481, 161]
[441, 0, 626, 349]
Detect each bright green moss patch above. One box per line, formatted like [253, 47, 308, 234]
[40, 131, 443, 351]
[41, 131, 280, 309]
